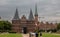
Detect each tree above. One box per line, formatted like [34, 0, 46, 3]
[57, 23, 60, 30]
[0, 21, 12, 32]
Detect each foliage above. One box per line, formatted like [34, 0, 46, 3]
[57, 23, 60, 30]
[47, 29, 57, 32]
[0, 21, 12, 32]
[39, 30, 45, 32]
[34, 29, 39, 33]
[8, 31, 16, 33]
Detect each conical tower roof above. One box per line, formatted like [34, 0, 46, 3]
[28, 9, 34, 20]
[13, 8, 20, 20]
[35, 4, 38, 16]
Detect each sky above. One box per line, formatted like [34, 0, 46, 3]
[0, 0, 60, 23]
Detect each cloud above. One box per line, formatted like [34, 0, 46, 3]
[0, 0, 8, 5]
[0, 0, 60, 22]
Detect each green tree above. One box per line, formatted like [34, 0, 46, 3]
[0, 21, 12, 32]
[57, 23, 60, 30]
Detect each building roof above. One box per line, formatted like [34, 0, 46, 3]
[28, 9, 34, 21]
[21, 15, 26, 19]
[35, 4, 38, 16]
[13, 8, 20, 20]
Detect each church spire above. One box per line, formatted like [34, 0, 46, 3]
[34, 4, 38, 21]
[28, 9, 34, 20]
[35, 4, 38, 16]
[13, 8, 20, 20]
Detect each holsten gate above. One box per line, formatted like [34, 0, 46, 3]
[12, 5, 57, 33]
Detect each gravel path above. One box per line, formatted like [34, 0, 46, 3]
[22, 34, 29, 37]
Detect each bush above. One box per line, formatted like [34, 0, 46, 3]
[57, 23, 60, 30]
[0, 21, 12, 32]
[47, 29, 57, 33]
[39, 30, 45, 32]
[8, 31, 16, 33]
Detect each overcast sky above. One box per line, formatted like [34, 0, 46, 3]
[0, 0, 60, 23]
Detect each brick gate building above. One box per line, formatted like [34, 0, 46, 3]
[12, 5, 57, 33]
[12, 5, 39, 33]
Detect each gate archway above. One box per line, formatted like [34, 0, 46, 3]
[22, 27, 27, 34]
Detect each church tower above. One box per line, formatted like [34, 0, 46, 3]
[12, 8, 20, 32]
[34, 4, 38, 22]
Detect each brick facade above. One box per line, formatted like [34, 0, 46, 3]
[12, 7, 57, 33]
[12, 17, 37, 33]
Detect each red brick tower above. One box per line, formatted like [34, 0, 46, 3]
[12, 8, 20, 32]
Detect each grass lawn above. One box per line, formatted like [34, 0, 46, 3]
[0, 33, 22, 37]
[39, 33, 60, 37]
[0, 33, 60, 37]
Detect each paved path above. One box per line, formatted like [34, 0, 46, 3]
[22, 34, 29, 37]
